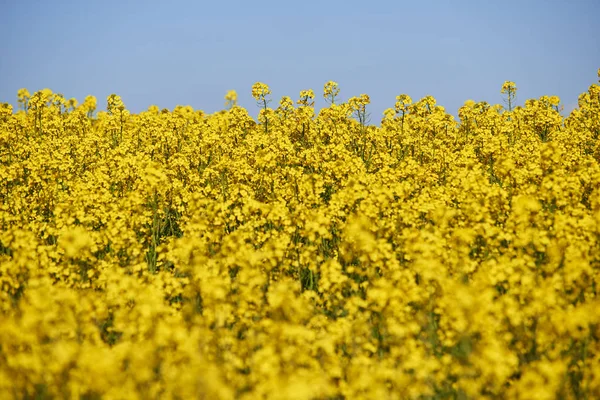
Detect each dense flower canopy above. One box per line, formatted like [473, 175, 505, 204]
[1, 71, 599, 399]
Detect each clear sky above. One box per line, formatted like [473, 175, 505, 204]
[1, 0, 599, 119]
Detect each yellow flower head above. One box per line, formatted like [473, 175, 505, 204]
[225, 90, 238, 108]
[251, 82, 271, 102]
[83, 95, 97, 110]
[501, 81, 517, 95]
[17, 88, 30, 104]
[0, 102, 13, 118]
[67, 98, 78, 110]
[106, 93, 126, 115]
[323, 81, 340, 104]
[382, 107, 395, 121]
[298, 89, 315, 106]
[17, 88, 30, 98]
[358, 93, 370, 105]
[348, 94, 370, 113]
[41, 88, 53, 100]
[394, 94, 412, 113]
[279, 95, 293, 110]
[548, 95, 560, 106]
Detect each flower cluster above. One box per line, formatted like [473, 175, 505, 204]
[251, 82, 271, 103]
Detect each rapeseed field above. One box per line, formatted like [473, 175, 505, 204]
[1, 72, 599, 399]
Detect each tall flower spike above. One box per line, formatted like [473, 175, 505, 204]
[225, 90, 238, 109]
[501, 81, 517, 111]
[323, 81, 340, 105]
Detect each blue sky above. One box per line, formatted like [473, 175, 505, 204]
[1, 0, 599, 119]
